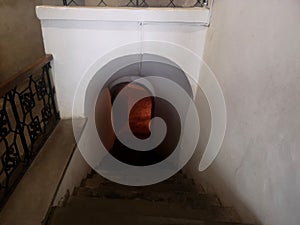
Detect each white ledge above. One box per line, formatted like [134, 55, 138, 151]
[36, 6, 210, 24]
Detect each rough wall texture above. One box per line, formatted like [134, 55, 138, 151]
[186, 1, 300, 225]
[0, 0, 45, 82]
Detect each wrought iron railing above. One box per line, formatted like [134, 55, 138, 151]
[0, 54, 59, 206]
[63, 0, 208, 7]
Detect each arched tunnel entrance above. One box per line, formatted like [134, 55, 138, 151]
[91, 54, 194, 167]
[79, 46, 224, 185]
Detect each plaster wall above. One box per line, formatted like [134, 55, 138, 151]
[36, 6, 209, 118]
[185, 1, 300, 225]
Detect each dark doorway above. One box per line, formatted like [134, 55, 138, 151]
[95, 81, 181, 166]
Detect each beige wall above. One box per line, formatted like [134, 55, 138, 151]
[186, 1, 300, 225]
[0, 0, 45, 82]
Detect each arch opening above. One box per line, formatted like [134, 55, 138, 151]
[92, 54, 193, 166]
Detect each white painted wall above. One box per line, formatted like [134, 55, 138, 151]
[36, 6, 209, 118]
[36, 6, 213, 185]
[185, 1, 300, 225]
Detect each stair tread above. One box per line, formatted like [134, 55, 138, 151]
[84, 172, 204, 191]
[48, 172, 248, 225]
[50, 203, 246, 225]
[59, 196, 240, 223]
[75, 186, 221, 207]
[82, 178, 199, 192]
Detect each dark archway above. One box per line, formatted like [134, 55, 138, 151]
[89, 54, 193, 167]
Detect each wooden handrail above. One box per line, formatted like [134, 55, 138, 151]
[0, 54, 53, 97]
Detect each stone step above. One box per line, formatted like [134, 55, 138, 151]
[83, 172, 199, 189]
[49, 208, 248, 225]
[61, 197, 241, 223]
[83, 172, 204, 188]
[81, 177, 200, 194]
[74, 186, 221, 207]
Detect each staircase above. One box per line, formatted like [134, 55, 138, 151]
[47, 171, 252, 225]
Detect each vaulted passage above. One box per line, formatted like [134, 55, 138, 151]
[95, 80, 181, 166]
[91, 56, 194, 167]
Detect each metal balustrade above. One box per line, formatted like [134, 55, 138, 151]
[0, 54, 59, 206]
[62, 0, 208, 7]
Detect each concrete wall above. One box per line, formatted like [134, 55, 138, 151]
[0, 0, 45, 82]
[185, 1, 300, 225]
